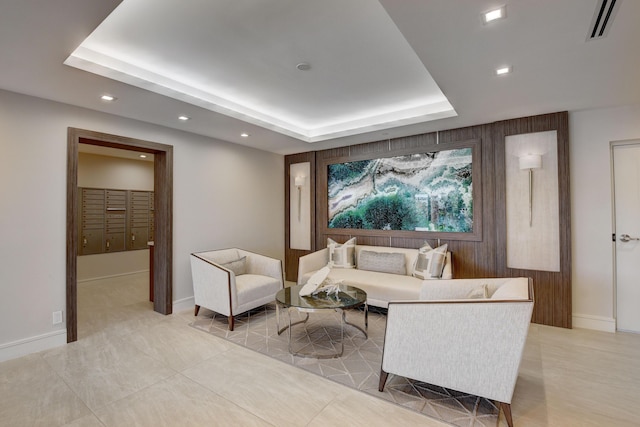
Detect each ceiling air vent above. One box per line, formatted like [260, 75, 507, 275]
[587, 0, 622, 40]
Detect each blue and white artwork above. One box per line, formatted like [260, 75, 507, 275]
[328, 148, 473, 232]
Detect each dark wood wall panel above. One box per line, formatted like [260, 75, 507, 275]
[390, 133, 438, 151]
[493, 112, 571, 328]
[284, 112, 571, 328]
[355, 235, 393, 247]
[349, 139, 390, 157]
[153, 148, 173, 315]
[316, 146, 349, 161]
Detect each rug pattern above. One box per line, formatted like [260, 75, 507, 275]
[190, 303, 499, 427]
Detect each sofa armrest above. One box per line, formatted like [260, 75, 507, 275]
[190, 252, 236, 316]
[297, 248, 329, 285]
[420, 277, 531, 300]
[382, 297, 533, 403]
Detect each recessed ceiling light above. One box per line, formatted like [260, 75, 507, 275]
[495, 66, 512, 76]
[178, 115, 190, 121]
[139, 154, 147, 159]
[483, 6, 506, 24]
[296, 62, 311, 71]
[241, 133, 249, 138]
[100, 94, 116, 101]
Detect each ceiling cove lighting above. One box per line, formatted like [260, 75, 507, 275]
[483, 6, 506, 24]
[178, 115, 190, 121]
[64, 2, 458, 143]
[100, 94, 116, 101]
[495, 66, 512, 76]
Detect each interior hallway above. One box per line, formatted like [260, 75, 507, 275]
[1, 273, 639, 426]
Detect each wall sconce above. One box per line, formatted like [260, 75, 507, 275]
[295, 176, 306, 221]
[519, 153, 542, 226]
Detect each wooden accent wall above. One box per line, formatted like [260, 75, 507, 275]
[494, 113, 571, 328]
[284, 111, 571, 328]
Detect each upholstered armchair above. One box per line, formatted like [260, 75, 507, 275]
[379, 277, 534, 427]
[190, 248, 284, 330]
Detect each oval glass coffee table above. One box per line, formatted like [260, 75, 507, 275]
[275, 284, 368, 358]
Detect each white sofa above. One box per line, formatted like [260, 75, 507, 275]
[379, 277, 534, 427]
[190, 248, 284, 330]
[297, 245, 452, 308]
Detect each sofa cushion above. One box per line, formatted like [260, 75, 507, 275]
[326, 268, 423, 302]
[327, 237, 356, 268]
[235, 274, 282, 310]
[358, 250, 407, 275]
[413, 243, 448, 279]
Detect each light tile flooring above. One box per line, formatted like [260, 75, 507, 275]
[1, 273, 639, 426]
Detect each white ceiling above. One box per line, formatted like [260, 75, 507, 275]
[65, 0, 456, 143]
[1, 0, 638, 155]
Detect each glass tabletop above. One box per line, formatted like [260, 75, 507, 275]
[276, 284, 367, 310]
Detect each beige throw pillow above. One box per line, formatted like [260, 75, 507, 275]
[327, 237, 356, 268]
[358, 250, 406, 275]
[413, 243, 448, 279]
[221, 256, 247, 276]
[466, 283, 489, 299]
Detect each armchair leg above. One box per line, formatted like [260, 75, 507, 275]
[378, 369, 389, 392]
[499, 402, 513, 427]
[228, 315, 234, 331]
[194, 305, 200, 316]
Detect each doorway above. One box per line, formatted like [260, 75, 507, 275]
[612, 140, 640, 333]
[66, 128, 173, 343]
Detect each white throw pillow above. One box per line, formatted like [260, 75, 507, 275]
[491, 280, 528, 300]
[466, 283, 489, 299]
[413, 243, 448, 279]
[327, 237, 356, 268]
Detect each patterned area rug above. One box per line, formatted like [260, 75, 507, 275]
[190, 303, 499, 427]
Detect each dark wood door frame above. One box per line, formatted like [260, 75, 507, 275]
[66, 128, 173, 343]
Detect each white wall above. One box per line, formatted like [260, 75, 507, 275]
[77, 251, 150, 282]
[78, 152, 154, 191]
[0, 89, 284, 361]
[570, 103, 640, 332]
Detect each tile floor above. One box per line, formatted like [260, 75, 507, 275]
[1, 273, 639, 426]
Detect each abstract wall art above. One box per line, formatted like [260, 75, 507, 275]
[326, 140, 480, 239]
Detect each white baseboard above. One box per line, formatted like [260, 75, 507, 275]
[0, 329, 67, 363]
[572, 313, 616, 333]
[78, 270, 149, 283]
[173, 296, 195, 314]
[0, 293, 193, 363]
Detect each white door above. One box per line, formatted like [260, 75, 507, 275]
[613, 142, 640, 333]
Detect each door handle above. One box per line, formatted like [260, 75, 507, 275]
[619, 233, 640, 242]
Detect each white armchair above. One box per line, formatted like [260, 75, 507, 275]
[379, 277, 534, 427]
[190, 248, 284, 330]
